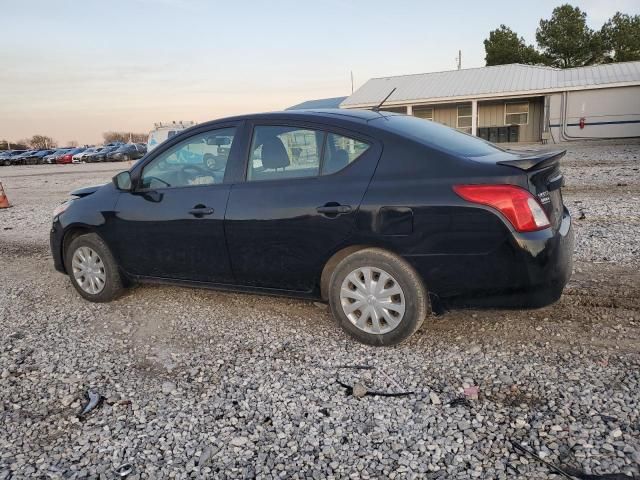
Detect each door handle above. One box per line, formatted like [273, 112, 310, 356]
[188, 207, 215, 217]
[316, 204, 352, 215]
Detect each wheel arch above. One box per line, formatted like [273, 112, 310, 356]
[319, 244, 404, 301]
[60, 225, 100, 273]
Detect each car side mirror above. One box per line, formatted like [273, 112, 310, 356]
[113, 171, 132, 191]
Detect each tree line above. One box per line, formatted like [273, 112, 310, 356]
[484, 4, 640, 68]
[0, 131, 148, 150]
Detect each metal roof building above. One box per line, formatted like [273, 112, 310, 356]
[287, 96, 347, 110]
[341, 62, 640, 143]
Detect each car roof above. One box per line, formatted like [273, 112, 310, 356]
[199, 108, 397, 128]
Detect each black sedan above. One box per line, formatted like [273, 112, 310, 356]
[10, 149, 40, 165]
[107, 143, 147, 162]
[25, 149, 56, 165]
[82, 147, 109, 163]
[50, 110, 573, 345]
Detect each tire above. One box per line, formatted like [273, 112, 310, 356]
[65, 233, 125, 302]
[328, 248, 429, 346]
[2, 160, 10, 167]
[122, 154, 129, 162]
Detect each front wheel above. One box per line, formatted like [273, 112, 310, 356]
[65, 233, 125, 302]
[328, 248, 429, 346]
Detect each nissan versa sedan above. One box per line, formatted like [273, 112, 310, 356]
[50, 109, 573, 345]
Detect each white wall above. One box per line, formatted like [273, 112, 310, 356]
[548, 85, 640, 142]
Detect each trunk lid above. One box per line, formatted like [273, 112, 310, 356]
[498, 149, 566, 230]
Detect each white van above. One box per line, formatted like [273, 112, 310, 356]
[147, 121, 196, 152]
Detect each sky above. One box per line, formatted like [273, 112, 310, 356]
[1, 0, 638, 145]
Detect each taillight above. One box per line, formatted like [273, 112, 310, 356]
[453, 184, 550, 232]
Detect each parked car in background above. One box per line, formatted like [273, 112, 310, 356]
[82, 147, 109, 163]
[43, 149, 72, 164]
[0, 150, 26, 166]
[25, 149, 56, 165]
[10, 150, 40, 165]
[73, 147, 100, 163]
[107, 143, 147, 162]
[92, 145, 120, 162]
[50, 109, 573, 346]
[56, 148, 86, 164]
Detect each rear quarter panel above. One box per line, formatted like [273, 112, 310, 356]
[353, 138, 527, 297]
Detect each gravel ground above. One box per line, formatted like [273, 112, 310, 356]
[1, 141, 639, 479]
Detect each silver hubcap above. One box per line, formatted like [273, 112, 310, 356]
[340, 266, 406, 335]
[72, 246, 106, 294]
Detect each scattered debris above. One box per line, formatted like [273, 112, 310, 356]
[113, 463, 133, 478]
[448, 397, 471, 408]
[563, 469, 635, 480]
[334, 364, 374, 370]
[15, 348, 34, 365]
[78, 391, 103, 418]
[352, 382, 368, 398]
[429, 392, 441, 405]
[578, 208, 586, 220]
[511, 442, 574, 479]
[336, 379, 414, 398]
[464, 385, 480, 400]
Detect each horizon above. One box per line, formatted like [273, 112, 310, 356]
[1, 0, 638, 144]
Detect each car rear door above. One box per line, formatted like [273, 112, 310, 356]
[224, 121, 381, 292]
[106, 123, 243, 283]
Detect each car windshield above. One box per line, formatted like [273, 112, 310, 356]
[380, 114, 507, 158]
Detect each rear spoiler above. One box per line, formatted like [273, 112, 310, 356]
[497, 150, 566, 171]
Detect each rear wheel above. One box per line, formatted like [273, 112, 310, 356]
[2, 160, 9, 166]
[65, 233, 125, 302]
[328, 248, 429, 346]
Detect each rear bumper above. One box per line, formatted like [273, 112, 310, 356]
[407, 207, 574, 308]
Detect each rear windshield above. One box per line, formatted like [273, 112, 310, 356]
[381, 114, 505, 158]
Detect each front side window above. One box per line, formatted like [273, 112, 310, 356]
[505, 102, 529, 125]
[248, 126, 322, 181]
[140, 127, 236, 189]
[322, 133, 370, 175]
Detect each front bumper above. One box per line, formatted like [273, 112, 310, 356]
[50, 219, 66, 273]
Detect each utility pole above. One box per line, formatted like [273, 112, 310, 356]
[456, 50, 462, 70]
[350, 70, 354, 94]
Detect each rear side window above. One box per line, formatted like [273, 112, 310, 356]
[384, 114, 504, 157]
[248, 126, 322, 181]
[247, 126, 371, 181]
[322, 133, 370, 175]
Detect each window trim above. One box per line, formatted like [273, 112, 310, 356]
[413, 106, 434, 121]
[241, 120, 376, 184]
[504, 101, 529, 126]
[456, 104, 473, 129]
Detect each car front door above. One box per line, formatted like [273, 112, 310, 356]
[225, 122, 381, 292]
[106, 124, 242, 283]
